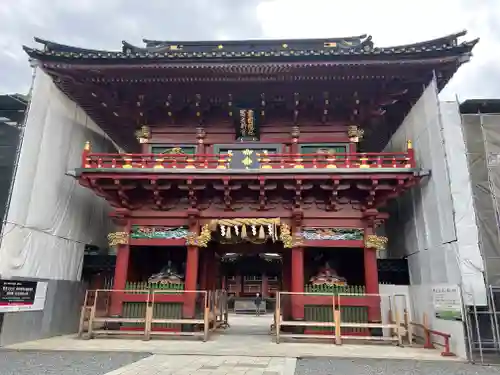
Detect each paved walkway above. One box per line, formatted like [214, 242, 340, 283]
[103, 354, 295, 375]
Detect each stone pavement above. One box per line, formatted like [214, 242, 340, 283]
[2, 314, 464, 374]
[0, 350, 151, 375]
[295, 358, 500, 375]
[5, 331, 457, 361]
[102, 354, 296, 375]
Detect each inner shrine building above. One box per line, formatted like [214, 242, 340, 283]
[23, 31, 478, 323]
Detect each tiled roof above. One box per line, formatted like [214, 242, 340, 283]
[23, 32, 478, 64]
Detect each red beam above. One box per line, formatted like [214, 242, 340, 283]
[303, 240, 364, 248]
[129, 238, 187, 247]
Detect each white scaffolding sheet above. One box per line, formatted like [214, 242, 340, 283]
[384, 79, 486, 305]
[0, 70, 116, 281]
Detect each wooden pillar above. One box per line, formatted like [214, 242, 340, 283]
[110, 222, 131, 315]
[183, 245, 199, 318]
[364, 247, 380, 321]
[183, 216, 200, 318]
[233, 274, 240, 297]
[262, 273, 268, 298]
[363, 221, 381, 322]
[199, 252, 208, 290]
[291, 246, 305, 320]
[282, 252, 291, 320]
[206, 250, 216, 291]
[290, 211, 304, 320]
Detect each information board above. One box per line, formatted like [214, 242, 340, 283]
[432, 284, 463, 321]
[0, 279, 47, 313]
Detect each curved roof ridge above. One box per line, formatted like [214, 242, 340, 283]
[32, 37, 120, 54]
[141, 34, 370, 47]
[378, 30, 469, 50]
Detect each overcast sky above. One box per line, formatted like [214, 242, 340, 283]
[1, 0, 498, 100]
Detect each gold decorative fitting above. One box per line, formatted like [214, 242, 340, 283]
[365, 235, 388, 251]
[216, 156, 227, 169]
[347, 125, 364, 143]
[359, 154, 370, 168]
[324, 42, 337, 48]
[218, 44, 224, 49]
[153, 158, 164, 169]
[107, 232, 129, 247]
[185, 157, 196, 169]
[135, 125, 151, 144]
[293, 158, 304, 169]
[84, 141, 91, 151]
[279, 223, 302, 248]
[259, 151, 272, 169]
[122, 156, 133, 169]
[282, 43, 288, 48]
[407, 140, 413, 150]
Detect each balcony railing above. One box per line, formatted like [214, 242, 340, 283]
[81, 151, 415, 170]
[80, 141, 416, 170]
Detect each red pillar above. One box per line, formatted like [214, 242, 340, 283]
[110, 240, 130, 315]
[183, 245, 199, 318]
[281, 253, 291, 320]
[364, 247, 381, 321]
[199, 252, 208, 290]
[291, 247, 304, 320]
[205, 250, 216, 291]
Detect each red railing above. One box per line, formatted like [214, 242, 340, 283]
[81, 151, 416, 170]
[410, 321, 455, 356]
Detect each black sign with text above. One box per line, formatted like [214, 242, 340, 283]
[0, 280, 37, 306]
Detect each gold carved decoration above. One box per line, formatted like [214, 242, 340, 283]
[186, 224, 211, 248]
[162, 147, 185, 154]
[107, 232, 129, 247]
[280, 223, 293, 248]
[365, 235, 388, 251]
[135, 125, 151, 144]
[186, 218, 301, 248]
[347, 125, 364, 143]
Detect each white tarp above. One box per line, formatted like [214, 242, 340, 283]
[0, 69, 116, 281]
[384, 79, 486, 305]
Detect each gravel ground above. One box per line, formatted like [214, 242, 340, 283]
[0, 350, 151, 375]
[295, 358, 500, 375]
